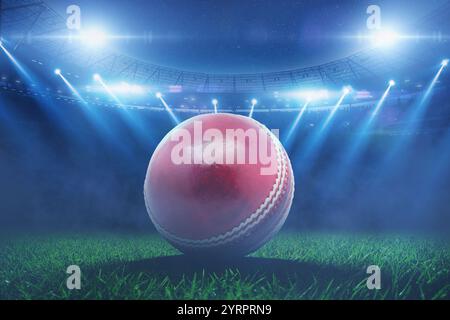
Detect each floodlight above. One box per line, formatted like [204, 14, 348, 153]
[80, 28, 108, 48]
[373, 29, 400, 47]
[343, 86, 352, 95]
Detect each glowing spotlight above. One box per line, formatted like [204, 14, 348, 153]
[322, 89, 349, 130]
[249, 99, 258, 118]
[79, 28, 108, 48]
[333, 80, 395, 182]
[157, 93, 180, 125]
[55, 70, 87, 104]
[212, 99, 218, 114]
[411, 59, 449, 118]
[376, 59, 450, 172]
[297, 90, 349, 168]
[286, 89, 329, 102]
[343, 86, 352, 95]
[371, 82, 394, 120]
[93, 75, 123, 106]
[106, 82, 145, 95]
[285, 100, 310, 144]
[0, 41, 33, 83]
[372, 29, 400, 47]
[442, 59, 449, 67]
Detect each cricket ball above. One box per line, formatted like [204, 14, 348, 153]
[144, 113, 294, 256]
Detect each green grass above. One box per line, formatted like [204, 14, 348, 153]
[0, 232, 449, 300]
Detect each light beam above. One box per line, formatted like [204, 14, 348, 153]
[212, 99, 218, 114]
[370, 60, 449, 185]
[321, 87, 351, 132]
[157, 93, 180, 125]
[55, 69, 87, 104]
[339, 80, 395, 172]
[93, 73, 123, 106]
[296, 87, 351, 171]
[284, 100, 310, 145]
[0, 42, 34, 83]
[249, 98, 258, 118]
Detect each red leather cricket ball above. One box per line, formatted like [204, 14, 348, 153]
[144, 113, 294, 256]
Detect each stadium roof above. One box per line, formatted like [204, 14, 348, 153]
[1, 0, 450, 93]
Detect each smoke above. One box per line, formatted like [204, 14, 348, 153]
[0, 91, 449, 234]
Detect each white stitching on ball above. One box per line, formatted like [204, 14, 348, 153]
[144, 116, 291, 249]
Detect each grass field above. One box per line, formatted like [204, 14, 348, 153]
[0, 232, 449, 300]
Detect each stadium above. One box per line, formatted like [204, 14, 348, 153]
[0, 0, 449, 300]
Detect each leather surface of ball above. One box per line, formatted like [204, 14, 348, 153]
[144, 113, 294, 256]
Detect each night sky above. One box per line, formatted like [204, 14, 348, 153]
[46, 0, 447, 73]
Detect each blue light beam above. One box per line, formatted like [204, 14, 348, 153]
[93, 74, 158, 150]
[0, 42, 34, 83]
[321, 88, 350, 132]
[249, 99, 258, 118]
[366, 60, 449, 188]
[0, 43, 84, 144]
[57, 71, 88, 105]
[332, 81, 395, 182]
[386, 61, 448, 160]
[346, 81, 395, 161]
[416, 62, 447, 115]
[94, 74, 123, 106]
[212, 99, 218, 114]
[158, 93, 180, 125]
[284, 100, 310, 145]
[296, 88, 350, 171]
